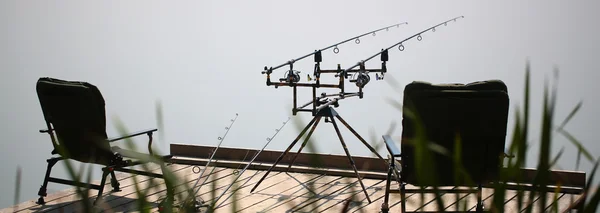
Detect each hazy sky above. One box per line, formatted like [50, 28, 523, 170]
[1, 0, 599, 208]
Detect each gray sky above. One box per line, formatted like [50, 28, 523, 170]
[1, 0, 599, 208]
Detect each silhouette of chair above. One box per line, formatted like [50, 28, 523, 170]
[35, 77, 173, 205]
[381, 80, 510, 213]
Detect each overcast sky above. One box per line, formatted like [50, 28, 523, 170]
[1, 0, 599, 208]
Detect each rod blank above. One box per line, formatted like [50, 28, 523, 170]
[344, 16, 465, 72]
[263, 22, 408, 74]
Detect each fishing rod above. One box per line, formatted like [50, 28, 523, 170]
[250, 16, 466, 203]
[259, 17, 464, 117]
[186, 113, 239, 205]
[213, 117, 291, 207]
[343, 16, 465, 72]
[261, 22, 408, 75]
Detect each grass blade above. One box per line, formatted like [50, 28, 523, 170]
[14, 166, 21, 208]
[557, 129, 595, 162]
[557, 101, 582, 131]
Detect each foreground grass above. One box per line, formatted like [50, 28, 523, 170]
[11, 62, 600, 212]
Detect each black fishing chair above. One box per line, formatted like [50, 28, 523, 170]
[35, 77, 173, 205]
[381, 80, 510, 213]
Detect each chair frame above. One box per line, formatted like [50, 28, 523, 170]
[381, 135, 483, 213]
[35, 78, 173, 206]
[380, 80, 509, 213]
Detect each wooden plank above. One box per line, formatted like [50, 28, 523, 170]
[171, 144, 587, 190]
[233, 173, 324, 212]
[8, 166, 136, 212]
[117, 165, 261, 212]
[415, 187, 461, 212]
[108, 165, 232, 212]
[248, 173, 343, 212]
[170, 144, 389, 172]
[518, 191, 542, 212]
[126, 165, 287, 213]
[500, 168, 586, 189]
[215, 172, 327, 212]
[55, 164, 198, 213]
[4, 144, 589, 212]
[348, 181, 402, 213]
[215, 170, 295, 208]
[10, 164, 183, 213]
[557, 193, 582, 212]
[442, 192, 475, 212]
[170, 156, 390, 181]
[288, 176, 361, 212]
[543, 193, 567, 213]
[303, 178, 385, 213]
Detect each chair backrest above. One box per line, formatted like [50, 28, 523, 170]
[401, 80, 509, 186]
[36, 77, 114, 164]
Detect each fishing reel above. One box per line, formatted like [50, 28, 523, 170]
[280, 70, 301, 83]
[279, 61, 302, 84]
[349, 61, 372, 88]
[353, 71, 371, 88]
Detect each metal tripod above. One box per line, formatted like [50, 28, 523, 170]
[249, 106, 385, 203]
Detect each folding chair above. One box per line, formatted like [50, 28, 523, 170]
[35, 77, 173, 205]
[381, 80, 510, 213]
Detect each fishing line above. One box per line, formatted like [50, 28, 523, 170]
[187, 113, 239, 201]
[213, 117, 291, 207]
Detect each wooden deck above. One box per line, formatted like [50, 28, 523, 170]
[3, 144, 586, 213]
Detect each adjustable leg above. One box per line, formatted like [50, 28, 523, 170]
[251, 116, 319, 193]
[400, 183, 406, 213]
[286, 117, 322, 172]
[330, 117, 372, 203]
[110, 171, 121, 192]
[335, 115, 385, 161]
[476, 184, 483, 212]
[36, 157, 62, 205]
[381, 157, 394, 213]
[94, 168, 111, 206]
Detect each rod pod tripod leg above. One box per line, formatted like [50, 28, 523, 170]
[251, 107, 382, 203]
[329, 116, 372, 203]
[250, 116, 319, 193]
[286, 117, 322, 172]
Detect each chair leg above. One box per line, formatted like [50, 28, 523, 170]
[36, 157, 61, 205]
[93, 168, 111, 206]
[110, 171, 121, 192]
[381, 159, 393, 213]
[476, 184, 483, 212]
[400, 183, 406, 213]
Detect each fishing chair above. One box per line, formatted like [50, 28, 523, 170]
[381, 80, 509, 213]
[35, 77, 174, 205]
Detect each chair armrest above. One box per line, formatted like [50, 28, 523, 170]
[39, 129, 54, 133]
[503, 152, 515, 158]
[108, 129, 158, 142]
[382, 135, 402, 158]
